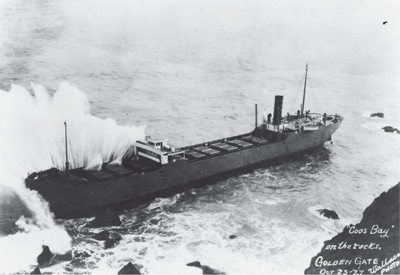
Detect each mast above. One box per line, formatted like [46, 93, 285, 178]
[64, 120, 69, 177]
[301, 63, 308, 117]
[255, 104, 257, 128]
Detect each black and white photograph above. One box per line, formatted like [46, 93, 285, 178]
[0, 0, 399, 274]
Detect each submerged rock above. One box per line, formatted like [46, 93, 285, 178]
[317, 209, 340, 220]
[305, 183, 399, 274]
[31, 267, 41, 274]
[118, 262, 141, 274]
[37, 246, 53, 266]
[370, 112, 384, 118]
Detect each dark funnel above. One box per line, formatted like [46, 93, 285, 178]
[273, 95, 283, 125]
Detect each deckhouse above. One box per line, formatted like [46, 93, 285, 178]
[135, 137, 185, 164]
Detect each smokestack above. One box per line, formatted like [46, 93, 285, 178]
[273, 95, 283, 125]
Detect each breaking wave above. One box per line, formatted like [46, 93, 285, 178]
[0, 82, 146, 273]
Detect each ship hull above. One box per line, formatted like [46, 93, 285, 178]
[26, 120, 342, 218]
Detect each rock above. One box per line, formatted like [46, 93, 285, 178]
[149, 218, 159, 225]
[229, 235, 237, 239]
[92, 229, 123, 249]
[90, 209, 121, 227]
[54, 251, 73, 262]
[305, 183, 399, 274]
[70, 258, 86, 268]
[383, 126, 394, 132]
[382, 126, 400, 134]
[37, 246, 53, 266]
[317, 209, 340, 220]
[93, 230, 110, 241]
[64, 266, 73, 272]
[74, 250, 91, 258]
[31, 267, 41, 274]
[201, 265, 226, 274]
[104, 239, 118, 249]
[187, 261, 226, 274]
[370, 112, 384, 118]
[113, 232, 122, 240]
[118, 262, 141, 274]
[37, 246, 72, 267]
[187, 261, 202, 268]
[104, 233, 122, 249]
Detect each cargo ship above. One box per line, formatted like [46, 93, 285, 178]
[26, 65, 343, 218]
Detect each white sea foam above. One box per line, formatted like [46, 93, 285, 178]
[254, 197, 288, 206]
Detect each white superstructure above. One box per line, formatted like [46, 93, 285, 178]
[136, 137, 185, 164]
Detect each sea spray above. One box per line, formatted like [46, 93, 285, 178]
[0, 82, 146, 171]
[0, 82, 146, 272]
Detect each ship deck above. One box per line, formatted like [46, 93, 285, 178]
[69, 158, 162, 183]
[64, 131, 278, 182]
[180, 133, 271, 161]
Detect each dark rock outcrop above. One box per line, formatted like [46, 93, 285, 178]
[74, 250, 91, 259]
[187, 261, 226, 274]
[31, 267, 41, 274]
[187, 261, 202, 268]
[68, 250, 91, 269]
[37, 246, 73, 268]
[93, 230, 110, 241]
[229, 235, 237, 239]
[317, 209, 340, 220]
[104, 233, 122, 249]
[118, 262, 141, 274]
[37, 246, 53, 266]
[64, 266, 74, 272]
[70, 258, 86, 269]
[382, 126, 400, 134]
[91, 230, 122, 249]
[305, 183, 400, 274]
[201, 265, 226, 274]
[371, 112, 384, 118]
[54, 251, 73, 262]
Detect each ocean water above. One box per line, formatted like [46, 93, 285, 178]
[0, 0, 399, 273]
